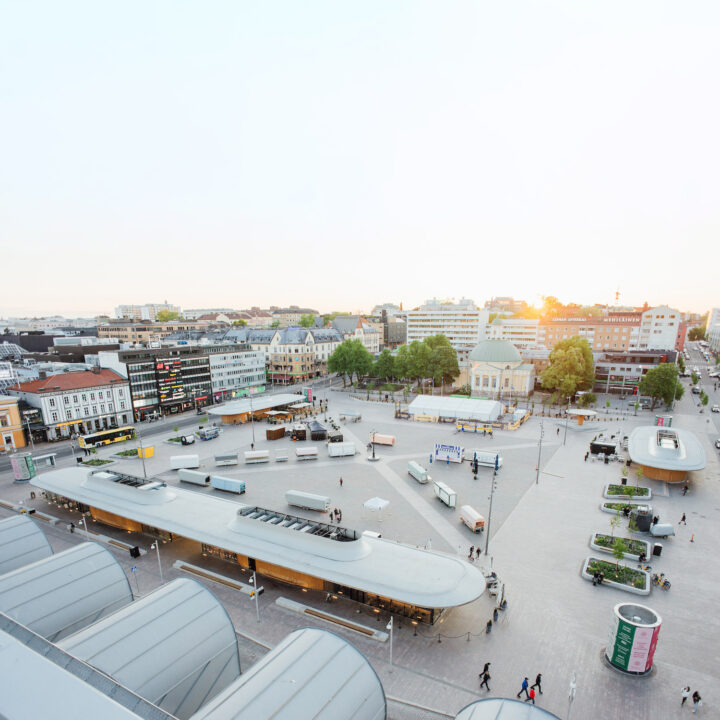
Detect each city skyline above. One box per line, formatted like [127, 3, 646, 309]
[3, 2, 719, 316]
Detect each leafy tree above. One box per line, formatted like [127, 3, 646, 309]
[232, 319, 247, 326]
[393, 345, 412, 382]
[299, 313, 315, 328]
[541, 296, 563, 317]
[408, 341, 431, 390]
[156, 310, 180, 321]
[374, 349, 395, 381]
[638, 363, 684, 409]
[635, 468, 643, 489]
[677, 355, 685, 373]
[328, 338, 373, 385]
[605, 399, 611, 414]
[612, 538, 628, 568]
[700, 390, 709, 407]
[424, 334, 460, 385]
[688, 326, 706, 341]
[691, 372, 699, 385]
[270, 320, 280, 328]
[540, 337, 594, 401]
[609, 512, 621, 539]
[348, 339, 373, 381]
[328, 341, 353, 387]
[578, 392, 597, 408]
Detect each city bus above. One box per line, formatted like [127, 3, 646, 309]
[78, 426, 135, 448]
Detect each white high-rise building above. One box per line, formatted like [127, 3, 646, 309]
[634, 306, 682, 350]
[406, 299, 489, 361]
[484, 317, 539, 349]
[706, 308, 720, 352]
[114, 303, 181, 322]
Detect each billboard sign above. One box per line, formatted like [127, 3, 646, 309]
[433, 443, 465, 463]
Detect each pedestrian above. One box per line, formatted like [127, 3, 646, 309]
[251, 442, 254, 450]
[598, 571, 605, 586]
[680, 513, 687, 525]
[480, 670, 491, 691]
[682, 484, 689, 496]
[531, 673, 543, 694]
[525, 687, 536, 704]
[556, 427, 560, 436]
[517, 677, 529, 699]
[339, 477, 343, 487]
[337, 510, 342, 522]
[468, 546, 474, 559]
[584, 452, 588, 462]
[70, 522, 75, 534]
[692, 690, 701, 713]
[592, 571, 598, 586]
[681, 686, 691, 706]
[476, 547, 481, 559]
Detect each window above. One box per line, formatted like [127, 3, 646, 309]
[100, 404, 105, 413]
[92, 406, 97, 415]
[49, 398, 56, 408]
[90, 393, 95, 400]
[82, 394, 87, 402]
[64, 396, 70, 405]
[51, 412, 58, 422]
[66, 410, 72, 420]
[84, 407, 90, 417]
[73, 395, 78, 403]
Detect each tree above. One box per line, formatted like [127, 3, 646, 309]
[424, 335, 460, 385]
[374, 349, 395, 382]
[609, 512, 621, 539]
[677, 355, 686, 373]
[541, 296, 563, 317]
[156, 310, 179, 321]
[408, 341, 431, 390]
[612, 538, 628, 568]
[394, 345, 412, 383]
[700, 390, 709, 407]
[635, 468, 643, 489]
[348, 339, 373, 382]
[299, 314, 315, 328]
[540, 337, 594, 401]
[578, 392, 597, 408]
[638, 363, 684, 409]
[232, 319, 247, 326]
[328, 342, 353, 387]
[691, 372, 699, 385]
[688, 326, 706, 341]
[270, 320, 280, 328]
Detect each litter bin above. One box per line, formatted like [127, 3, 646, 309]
[621, 477, 627, 485]
[653, 543, 663, 557]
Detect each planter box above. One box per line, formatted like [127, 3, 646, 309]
[581, 557, 650, 596]
[590, 534, 651, 561]
[603, 484, 651, 500]
[600, 502, 644, 515]
[81, 459, 117, 468]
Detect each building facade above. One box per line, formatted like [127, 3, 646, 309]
[97, 321, 218, 345]
[99, 348, 213, 420]
[406, 299, 489, 362]
[705, 308, 720, 352]
[593, 349, 679, 395]
[0, 395, 26, 452]
[331, 317, 381, 355]
[8, 369, 131, 440]
[538, 313, 641, 352]
[636, 306, 683, 351]
[114, 304, 181, 322]
[484, 317, 539, 349]
[468, 340, 535, 400]
[205, 345, 266, 402]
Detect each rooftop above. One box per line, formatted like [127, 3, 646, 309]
[8, 368, 127, 393]
[208, 393, 306, 416]
[468, 340, 522, 364]
[627, 426, 706, 471]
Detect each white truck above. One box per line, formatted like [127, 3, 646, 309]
[408, 460, 431, 484]
[328, 443, 356, 458]
[459, 505, 485, 533]
[244, 450, 270, 464]
[170, 455, 200, 470]
[178, 469, 210, 486]
[433, 480, 457, 508]
[210, 475, 246, 494]
[285, 490, 330, 512]
[214, 453, 238, 467]
[469, 450, 503, 470]
[295, 447, 318, 461]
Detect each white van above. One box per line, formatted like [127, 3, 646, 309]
[460, 505, 485, 533]
[433, 481, 457, 508]
[408, 461, 431, 484]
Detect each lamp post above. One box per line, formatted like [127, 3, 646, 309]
[150, 541, 164, 584]
[484, 458, 498, 556]
[535, 420, 544, 484]
[136, 429, 148, 479]
[386, 616, 394, 671]
[563, 399, 570, 445]
[249, 571, 260, 622]
[23, 415, 35, 452]
[249, 392, 255, 447]
[80, 513, 89, 538]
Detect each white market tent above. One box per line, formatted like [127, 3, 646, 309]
[363, 497, 390, 522]
[0, 515, 53, 575]
[189, 628, 386, 720]
[208, 394, 305, 417]
[59, 578, 241, 720]
[455, 697, 561, 719]
[0, 542, 133, 642]
[408, 396, 503, 422]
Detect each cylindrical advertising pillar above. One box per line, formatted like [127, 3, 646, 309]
[606, 603, 661, 675]
[10, 453, 36, 483]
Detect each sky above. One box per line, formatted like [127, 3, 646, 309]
[2, 1, 719, 317]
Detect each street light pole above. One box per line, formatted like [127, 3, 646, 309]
[151, 541, 164, 584]
[536, 420, 544, 484]
[563, 400, 570, 445]
[137, 429, 147, 479]
[249, 393, 255, 447]
[386, 616, 393, 671]
[80, 513, 89, 538]
[484, 463, 498, 556]
[24, 416, 35, 452]
[251, 571, 260, 622]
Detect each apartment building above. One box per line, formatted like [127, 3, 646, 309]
[8, 369, 131, 440]
[485, 317, 539, 349]
[270, 307, 318, 326]
[538, 314, 641, 352]
[204, 345, 266, 402]
[182, 308, 235, 320]
[114, 303, 181, 321]
[405, 299, 489, 361]
[97, 321, 218, 344]
[594, 349, 678, 395]
[331, 317, 381, 354]
[0, 394, 26, 452]
[636, 306, 684, 351]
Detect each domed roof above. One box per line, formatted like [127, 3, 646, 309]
[469, 339, 522, 364]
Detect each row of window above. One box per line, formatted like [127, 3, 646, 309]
[48, 389, 126, 408]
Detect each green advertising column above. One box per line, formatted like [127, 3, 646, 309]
[606, 603, 662, 675]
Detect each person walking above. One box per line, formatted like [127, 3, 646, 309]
[531, 673, 543, 694]
[556, 427, 560, 436]
[480, 670, 491, 691]
[517, 677, 529, 699]
[681, 686, 691, 706]
[339, 477, 343, 487]
[482, 661, 491, 675]
[525, 687, 536, 704]
[468, 546, 474, 560]
[476, 547, 481, 559]
[679, 513, 687, 525]
[692, 690, 701, 713]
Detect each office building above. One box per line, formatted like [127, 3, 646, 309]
[114, 304, 181, 322]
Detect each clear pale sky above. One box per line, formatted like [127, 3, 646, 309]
[2, 1, 718, 317]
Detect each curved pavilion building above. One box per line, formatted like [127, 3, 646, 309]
[628, 425, 706, 483]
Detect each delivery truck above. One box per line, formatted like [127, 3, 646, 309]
[210, 475, 245, 494]
[328, 443, 356, 458]
[370, 433, 395, 446]
[170, 455, 200, 470]
[459, 505, 485, 533]
[197, 427, 219, 440]
[285, 490, 331, 512]
[295, 447, 318, 461]
[408, 460, 431, 484]
[433, 480, 457, 508]
[178, 469, 210, 486]
[244, 450, 270, 464]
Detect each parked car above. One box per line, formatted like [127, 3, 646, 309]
[712, 405, 719, 413]
[692, 386, 701, 394]
[716, 438, 720, 449]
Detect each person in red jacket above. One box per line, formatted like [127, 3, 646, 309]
[525, 687, 536, 704]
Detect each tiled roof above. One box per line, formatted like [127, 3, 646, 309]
[9, 369, 127, 394]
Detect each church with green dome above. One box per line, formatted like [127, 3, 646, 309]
[468, 339, 535, 399]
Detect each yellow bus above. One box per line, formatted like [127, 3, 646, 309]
[78, 426, 135, 448]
